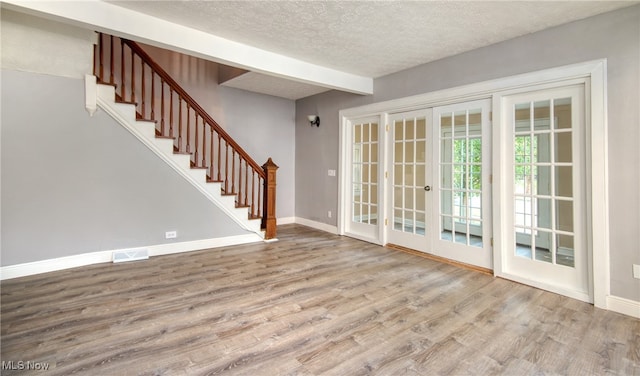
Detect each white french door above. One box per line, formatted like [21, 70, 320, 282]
[385, 101, 492, 269]
[499, 85, 590, 301]
[432, 99, 493, 269]
[344, 117, 382, 242]
[341, 61, 605, 306]
[386, 110, 432, 251]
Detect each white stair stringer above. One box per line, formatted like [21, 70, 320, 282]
[92, 81, 264, 239]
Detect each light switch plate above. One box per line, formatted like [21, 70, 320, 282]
[633, 264, 640, 279]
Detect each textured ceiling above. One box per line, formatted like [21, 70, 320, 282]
[220, 72, 332, 100]
[108, 1, 636, 99]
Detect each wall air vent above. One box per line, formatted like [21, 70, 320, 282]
[112, 249, 149, 263]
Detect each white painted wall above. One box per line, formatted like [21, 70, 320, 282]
[1, 9, 94, 78]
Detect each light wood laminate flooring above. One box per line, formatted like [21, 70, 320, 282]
[2, 224, 639, 375]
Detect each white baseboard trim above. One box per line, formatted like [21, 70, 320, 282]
[278, 216, 296, 225]
[0, 233, 262, 281]
[148, 233, 261, 257]
[294, 217, 338, 234]
[606, 295, 640, 318]
[0, 251, 113, 281]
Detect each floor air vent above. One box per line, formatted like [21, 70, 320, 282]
[112, 249, 149, 263]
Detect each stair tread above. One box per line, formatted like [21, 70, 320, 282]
[96, 36, 271, 237]
[97, 80, 116, 88]
[116, 99, 137, 106]
[136, 114, 157, 123]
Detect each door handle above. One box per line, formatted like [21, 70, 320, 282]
[424, 186, 431, 191]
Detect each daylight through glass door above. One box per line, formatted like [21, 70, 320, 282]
[513, 98, 576, 267]
[352, 121, 379, 226]
[501, 84, 588, 301]
[393, 116, 427, 235]
[439, 109, 484, 248]
[432, 99, 492, 269]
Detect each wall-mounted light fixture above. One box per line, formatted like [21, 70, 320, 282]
[307, 115, 320, 127]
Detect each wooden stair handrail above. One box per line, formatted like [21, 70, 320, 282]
[94, 33, 277, 238]
[121, 39, 265, 178]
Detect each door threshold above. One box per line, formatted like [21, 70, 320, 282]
[385, 243, 493, 275]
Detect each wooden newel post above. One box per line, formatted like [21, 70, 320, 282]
[262, 158, 279, 239]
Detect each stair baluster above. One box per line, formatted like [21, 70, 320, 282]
[94, 33, 277, 239]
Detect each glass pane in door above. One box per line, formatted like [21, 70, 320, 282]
[352, 121, 379, 225]
[513, 98, 575, 268]
[439, 108, 483, 247]
[393, 116, 427, 235]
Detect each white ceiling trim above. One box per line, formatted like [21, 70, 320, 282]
[2, 0, 373, 96]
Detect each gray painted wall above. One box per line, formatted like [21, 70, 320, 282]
[141, 44, 296, 219]
[1, 70, 247, 266]
[295, 5, 640, 301]
[0, 9, 295, 270]
[218, 86, 296, 220]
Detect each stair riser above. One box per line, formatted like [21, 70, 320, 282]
[95, 82, 263, 238]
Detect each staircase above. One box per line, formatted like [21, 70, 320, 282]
[91, 33, 278, 240]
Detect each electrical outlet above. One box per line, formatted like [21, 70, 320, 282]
[328, 210, 332, 218]
[633, 264, 640, 279]
[328, 169, 336, 177]
[165, 231, 177, 239]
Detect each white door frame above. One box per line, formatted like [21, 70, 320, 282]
[497, 85, 589, 302]
[338, 59, 608, 308]
[340, 115, 384, 244]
